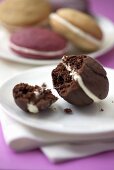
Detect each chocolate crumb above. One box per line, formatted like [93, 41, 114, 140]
[100, 108, 104, 112]
[42, 83, 47, 88]
[64, 108, 72, 114]
[50, 107, 56, 112]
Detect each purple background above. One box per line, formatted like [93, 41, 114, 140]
[0, 0, 114, 170]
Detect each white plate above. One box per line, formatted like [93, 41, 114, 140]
[0, 65, 114, 135]
[0, 16, 114, 65]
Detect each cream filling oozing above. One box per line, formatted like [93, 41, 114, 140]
[62, 59, 101, 102]
[10, 42, 68, 56]
[27, 87, 46, 113]
[33, 87, 45, 98]
[50, 13, 102, 47]
[34, 90, 40, 99]
[27, 103, 39, 114]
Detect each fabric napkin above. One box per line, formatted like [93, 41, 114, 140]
[0, 108, 114, 163]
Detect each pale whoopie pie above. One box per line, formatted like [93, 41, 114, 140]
[0, 0, 51, 31]
[49, 8, 103, 52]
[10, 27, 68, 59]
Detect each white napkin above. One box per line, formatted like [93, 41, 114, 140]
[0, 109, 114, 163]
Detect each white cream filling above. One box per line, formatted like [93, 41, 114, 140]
[33, 88, 44, 99]
[27, 87, 46, 113]
[27, 103, 39, 114]
[62, 58, 101, 102]
[34, 90, 40, 99]
[50, 13, 101, 47]
[10, 42, 68, 56]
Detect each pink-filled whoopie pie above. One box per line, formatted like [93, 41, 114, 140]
[10, 27, 68, 59]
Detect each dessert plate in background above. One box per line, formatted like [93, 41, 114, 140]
[0, 65, 114, 136]
[0, 16, 114, 65]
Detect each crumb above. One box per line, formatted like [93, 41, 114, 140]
[50, 107, 56, 112]
[112, 101, 114, 103]
[64, 108, 72, 114]
[42, 83, 47, 88]
[52, 107, 56, 111]
[100, 108, 104, 112]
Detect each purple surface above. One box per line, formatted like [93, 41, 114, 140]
[0, 0, 114, 170]
[0, 126, 114, 170]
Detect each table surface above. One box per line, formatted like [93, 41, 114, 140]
[0, 0, 114, 170]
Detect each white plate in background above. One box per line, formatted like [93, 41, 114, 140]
[0, 16, 114, 65]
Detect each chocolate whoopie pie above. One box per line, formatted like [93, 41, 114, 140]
[13, 83, 58, 114]
[52, 55, 109, 106]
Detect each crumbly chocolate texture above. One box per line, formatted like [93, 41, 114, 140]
[13, 83, 58, 113]
[100, 108, 104, 112]
[64, 108, 72, 114]
[52, 55, 109, 106]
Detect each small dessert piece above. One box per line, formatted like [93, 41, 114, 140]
[10, 27, 68, 59]
[48, 0, 90, 14]
[49, 8, 103, 52]
[13, 83, 58, 114]
[52, 55, 109, 106]
[64, 108, 72, 114]
[0, 0, 51, 31]
[100, 108, 104, 112]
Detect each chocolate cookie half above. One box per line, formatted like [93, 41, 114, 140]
[13, 83, 58, 114]
[52, 55, 109, 106]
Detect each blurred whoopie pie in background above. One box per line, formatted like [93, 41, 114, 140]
[10, 27, 69, 59]
[49, 8, 103, 52]
[0, 0, 52, 32]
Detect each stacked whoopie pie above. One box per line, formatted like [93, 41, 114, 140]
[0, 0, 103, 60]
